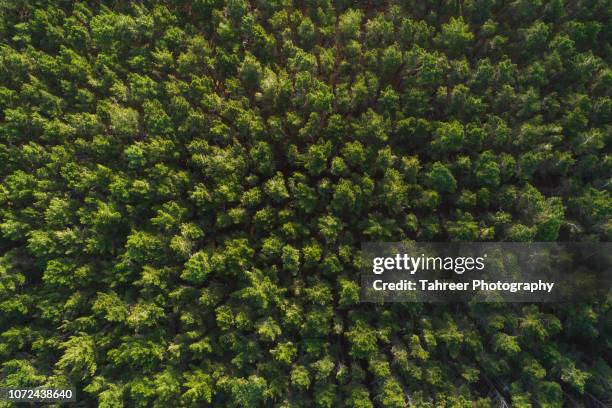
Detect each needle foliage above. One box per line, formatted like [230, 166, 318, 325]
[0, 1, 610, 406]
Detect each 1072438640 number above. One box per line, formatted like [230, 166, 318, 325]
[1, 388, 75, 402]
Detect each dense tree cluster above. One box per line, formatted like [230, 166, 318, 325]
[0, 0, 610, 406]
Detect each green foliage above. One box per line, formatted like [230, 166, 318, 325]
[0, 1, 610, 406]
[427, 162, 457, 193]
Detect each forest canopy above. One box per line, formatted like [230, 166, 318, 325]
[0, 0, 610, 407]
